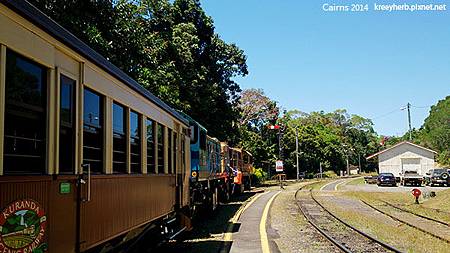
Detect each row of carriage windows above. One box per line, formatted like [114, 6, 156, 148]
[3, 49, 178, 175]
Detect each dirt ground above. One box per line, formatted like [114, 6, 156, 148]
[149, 191, 258, 253]
[343, 182, 448, 193]
[269, 183, 341, 253]
[137, 179, 450, 253]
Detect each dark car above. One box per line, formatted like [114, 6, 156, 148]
[424, 169, 449, 186]
[377, 173, 397, 187]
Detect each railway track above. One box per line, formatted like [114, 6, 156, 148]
[378, 200, 449, 226]
[360, 199, 450, 244]
[294, 187, 403, 253]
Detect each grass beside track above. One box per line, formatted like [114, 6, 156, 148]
[302, 179, 333, 190]
[316, 193, 450, 253]
[346, 177, 365, 186]
[344, 189, 450, 224]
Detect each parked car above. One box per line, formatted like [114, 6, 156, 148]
[424, 168, 449, 186]
[400, 170, 423, 186]
[377, 173, 397, 187]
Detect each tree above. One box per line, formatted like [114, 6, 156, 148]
[28, 0, 116, 57]
[28, 0, 248, 142]
[278, 109, 379, 178]
[238, 89, 280, 170]
[238, 88, 279, 129]
[421, 96, 450, 165]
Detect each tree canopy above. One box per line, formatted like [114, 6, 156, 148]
[29, 0, 248, 142]
[238, 89, 280, 170]
[380, 96, 450, 166]
[26, 0, 450, 173]
[237, 89, 380, 177]
[278, 109, 379, 177]
[420, 96, 450, 165]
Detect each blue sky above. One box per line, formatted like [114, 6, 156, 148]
[200, 0, 450, 136]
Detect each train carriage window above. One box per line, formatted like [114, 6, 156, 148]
[157, 124, 164, 173]
[83, 89, 103, 173]
[130, 111, 141, 173]
[59, 74, 75, 173]
[4, 50, 47, 174]
[174, 133, 178, 174]
[190, 125, 198, 144]
[181, 137, 185, 169]
[112, 103, 126, 173]
[146, 119, 155, 173]
[199, 129, 207, 150]
[168, 128, 172, 174]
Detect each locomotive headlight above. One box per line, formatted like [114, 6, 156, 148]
[192, 171, 198, 177]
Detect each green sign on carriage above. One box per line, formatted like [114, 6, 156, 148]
[59, 182, 71, 194]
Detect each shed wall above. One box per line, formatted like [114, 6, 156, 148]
[378, 143, 434, 177]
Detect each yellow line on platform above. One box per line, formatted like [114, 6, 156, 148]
[259, 191, 281, 253]
[222, 191, 268, 243]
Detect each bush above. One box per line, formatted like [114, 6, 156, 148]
[252, 168, 267, 185]
[323, 170, 338, 178]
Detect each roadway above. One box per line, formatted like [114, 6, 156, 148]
[319, 177, 355, 191]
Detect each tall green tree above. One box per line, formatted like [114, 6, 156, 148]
[29, 0, 248, 142]
[421, 96, 450, 165]
[238, 89, 279, 169]
[279, 110, 379, 178]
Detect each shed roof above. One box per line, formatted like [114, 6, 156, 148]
[366, 141, 437, 160]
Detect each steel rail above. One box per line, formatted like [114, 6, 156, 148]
[294, 187, 351, 253]
[310, 191, 403, 253]
[360, 199, 450, 244]
[379, 200, 449, 226]
[295, 185, 404, 253]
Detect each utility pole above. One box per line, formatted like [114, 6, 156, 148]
[407, 102, 412, 141]
[295, 126, 299, 181]
[402, 103, 413, 141]
[358, 153, 362, 173]
[342, 143, 350, 176]
[346, 153, 349, 175]
[319, 162, 323, 179]
[278, 131, 282, 159]
[278, 126, 284, 160]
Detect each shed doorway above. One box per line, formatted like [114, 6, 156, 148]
[401, 158, 421, 172]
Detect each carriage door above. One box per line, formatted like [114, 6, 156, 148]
[175, 132, 181, 208]
[180, 134, 190, 208]
[76, 88, 104, 251]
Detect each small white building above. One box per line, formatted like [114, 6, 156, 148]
[366, 141, 436, 178]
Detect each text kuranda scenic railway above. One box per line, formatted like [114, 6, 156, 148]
[0, 1, 254, 252]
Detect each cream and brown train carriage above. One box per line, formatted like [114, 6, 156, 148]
[0, 1, 191, 252]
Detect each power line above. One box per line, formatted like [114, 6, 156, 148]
[372, 103, 431, 121]
[411, 104, 432, 109]
[372, 108, 401, 120]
